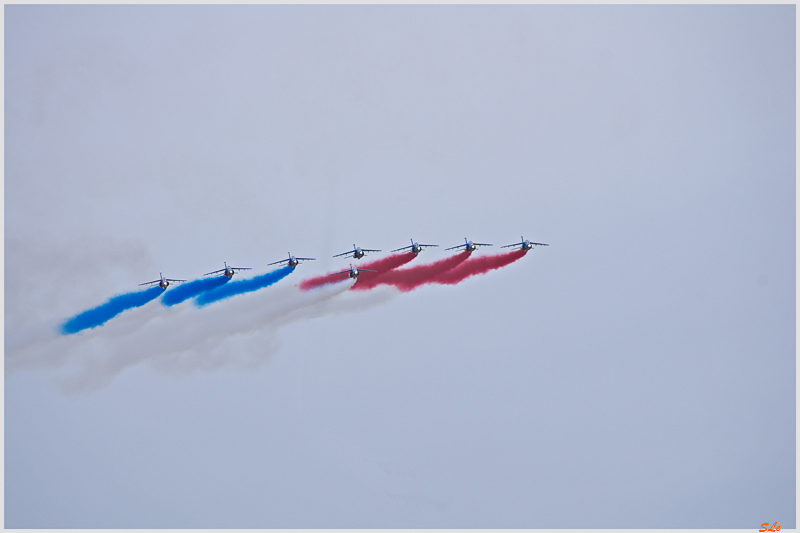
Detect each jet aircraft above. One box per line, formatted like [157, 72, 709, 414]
[391, 239, 438, 255]
[333, 244, 381, 260]
[139, 273, 186, 289]
[268, 253, 316, 269]
[444, 238, 492, 253]
[204, 262, 251, 278]
[328, 264, 378, 279]
[501, 236, 549, 251]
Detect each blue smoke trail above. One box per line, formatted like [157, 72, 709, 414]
[61, 286, 164, 335]
[195, 266, 293, 306]
[161, 276, 230, 306]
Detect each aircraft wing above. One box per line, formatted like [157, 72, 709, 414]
[204, 269, 225, 276]
[139, 280, 161, 286]
[473, 242, 492, 247]
[361, 248, 381, 252]
[232, 267, 251, 271]
[295, 257, 316, 261]
[500, 242, 523, 248]
[332, 250, 355, 258]
[530, 242, 549, 246]
[267, 259, 288, 266]
[444, 244, 466, 251]
[328, 269, 351, 276]
[359, 269, 378, 273]
[165, 279, 187, 283]
[419, 243, 438, 248]
[390, 245, 412, 253]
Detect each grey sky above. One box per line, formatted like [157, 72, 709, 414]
[5, 5, 795, 528]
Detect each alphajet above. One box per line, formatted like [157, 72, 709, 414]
[501, 236, 549, 252]
[391, 239, 438, 255]
[328, 264, 378, 279]
[139, 273, 186, 290]
[268, 253, 316, 269]
[333, 244, 381, 260]
[445, 238, 492, 254]
[204, 262, 251, 278]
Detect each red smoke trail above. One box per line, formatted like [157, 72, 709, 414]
[360, 252, 416, 275]
[434, 249, 526, 285]
[299, 252, 416, 291]
[352, 251, 471, 292]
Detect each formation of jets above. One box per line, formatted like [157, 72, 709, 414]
[140, 236, 547, 288]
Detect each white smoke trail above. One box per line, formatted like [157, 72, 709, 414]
[6, 237, 403, 394]
[5, 236, 157, 376]
[148, 282, 397, 378]
[8, 277, 402, 394]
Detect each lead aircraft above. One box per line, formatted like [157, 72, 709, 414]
[501, 236, 549, 251]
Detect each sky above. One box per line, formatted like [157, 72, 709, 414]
[4, 4, 795, 529]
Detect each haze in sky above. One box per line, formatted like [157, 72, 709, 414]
[4, 5, 795, 529]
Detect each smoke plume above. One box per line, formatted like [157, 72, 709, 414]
[433, 249, 527, 285]
[299, 252, 415, 291]
[161, 276, 231, 306]
[352, 251, 471, 292]
[61, 286, 164, 334]
[196, 266, 294, 306]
